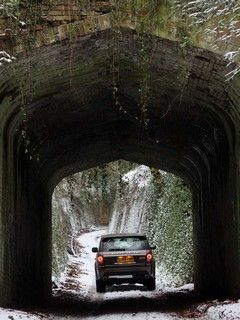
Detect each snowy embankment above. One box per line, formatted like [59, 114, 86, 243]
[0, 309, 45, 320]
[109, 165, 152, 234]
[206, 302, 240, 320]
[71, 227, 107, 296]
[0, 51, 15, 66]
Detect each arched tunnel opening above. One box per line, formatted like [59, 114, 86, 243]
[51, 161, 193, 300]
[0, 27, 240, 308]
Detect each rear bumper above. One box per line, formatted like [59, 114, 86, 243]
[96, 264, 155, 284]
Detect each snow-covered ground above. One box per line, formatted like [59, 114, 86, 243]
[0, 308, 45, 320]
[1, 228, 240, 319]
[73, 227, 191, 297]
[68, 227, 107, 297]
[206, 302, 240, 320]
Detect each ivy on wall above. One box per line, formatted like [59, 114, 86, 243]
[52, 162, 193, 286]
[148, 170, 193, 285]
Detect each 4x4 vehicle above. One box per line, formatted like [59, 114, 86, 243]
[92, 233, 156, 293]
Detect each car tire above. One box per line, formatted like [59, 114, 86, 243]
[146, 278, 156, 291]
[96, 279, 106, 293]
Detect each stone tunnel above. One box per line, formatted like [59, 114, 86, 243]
[0, 0, 240, 308]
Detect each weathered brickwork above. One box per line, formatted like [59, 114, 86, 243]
[0, 0, 111, 51]
[0, 0, 240, 309]
[0, 0, 240, 61]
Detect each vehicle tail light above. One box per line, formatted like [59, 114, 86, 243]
[146, 252, 153, 263]
[97, 255, 104, 265]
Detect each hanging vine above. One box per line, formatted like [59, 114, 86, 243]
[110, 1, 162, 127]
[136, 20, 151, 127]
[1, 0, 240, 161]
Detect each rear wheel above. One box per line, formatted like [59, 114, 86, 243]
[96, 279, 106, 293]
[146, 278, 156, 291]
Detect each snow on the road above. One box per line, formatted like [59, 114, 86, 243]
[81, 313, 177, 320]
[75, 227, 108, 296]
[206, 301, 240, 320]
[1, 228, 240, 320]
[0, 308, 46, 320]
[76, 227, 192, 300]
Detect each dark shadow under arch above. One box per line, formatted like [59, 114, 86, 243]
[0, 28, 240, 306]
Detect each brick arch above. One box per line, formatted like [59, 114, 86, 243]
[0, 28, 240, 306]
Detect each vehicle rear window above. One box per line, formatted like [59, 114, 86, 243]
[101, 236, 149, 251]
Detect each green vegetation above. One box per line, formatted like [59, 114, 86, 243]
[148, 171, 193, 285]
[52, 161, 193, 286]
[52, 160, 137, 278]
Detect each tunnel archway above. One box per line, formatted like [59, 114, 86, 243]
[0, 28, 240, 307]
[51, 159, 194, 295]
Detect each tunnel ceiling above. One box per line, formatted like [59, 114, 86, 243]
[1, 27, 239, 193]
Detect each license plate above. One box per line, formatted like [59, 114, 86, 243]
[109, 275, 133, 279]
[117, 256, 135, 263]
